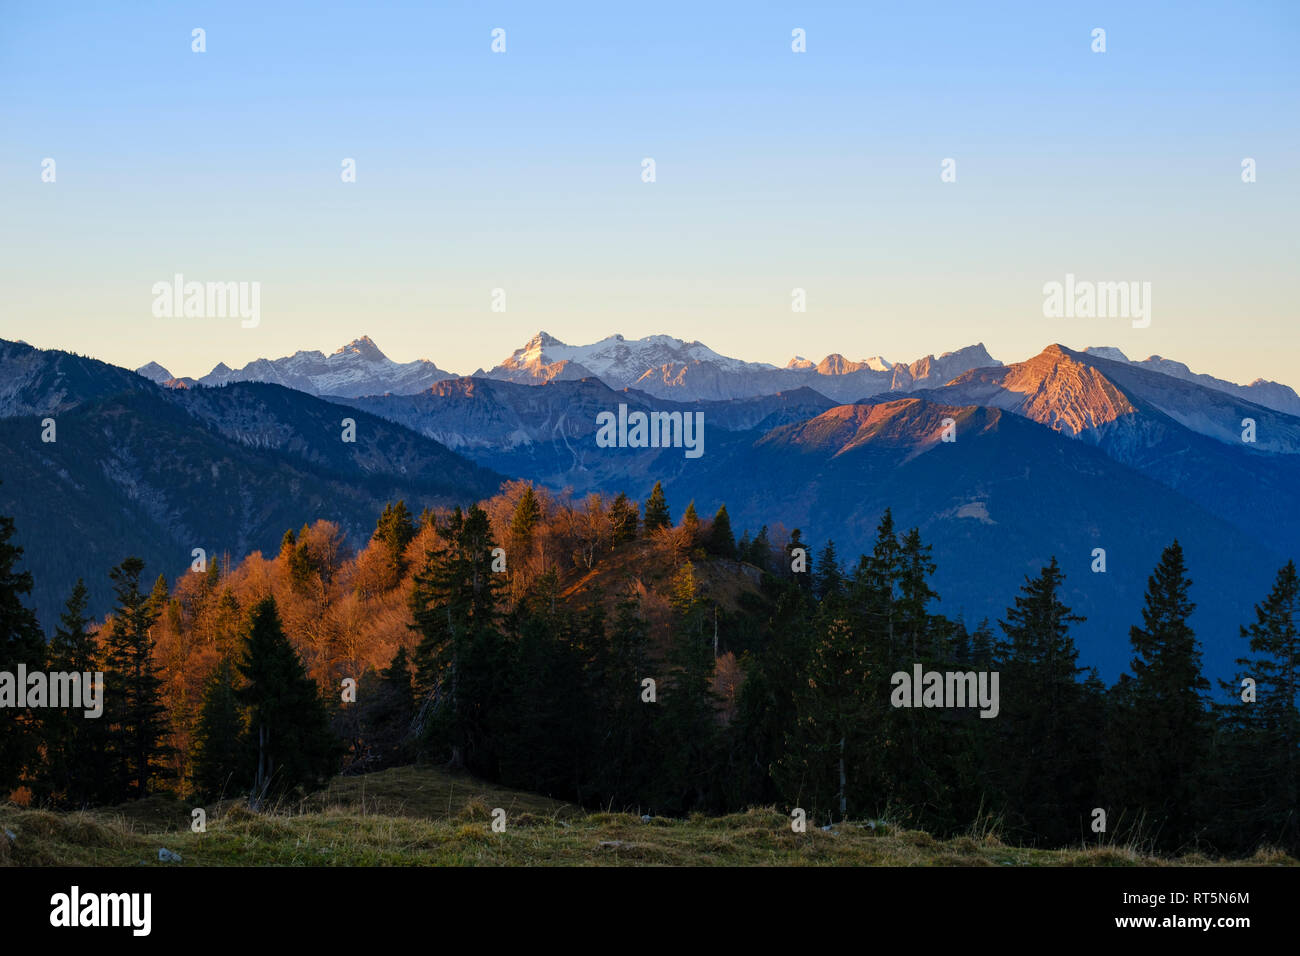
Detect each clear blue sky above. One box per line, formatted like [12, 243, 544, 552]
[1, 1, 1296, 384]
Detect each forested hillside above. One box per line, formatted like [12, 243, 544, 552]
[2, 481, 1297, 857]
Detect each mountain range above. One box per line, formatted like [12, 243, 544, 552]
[0, 339, 501, 628]
[142, 332, 1300, 414]
[138, 335, 456, 396]
[6, 331, 1299, 683]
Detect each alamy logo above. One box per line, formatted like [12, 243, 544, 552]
[50, 886, 151, 936]
[0, 665, 103, 718]
[595, 404, 704, 459]
[891, 664, 1000, 718]
[1042, 273, 1150, 329]
[151, 273, 260, 328]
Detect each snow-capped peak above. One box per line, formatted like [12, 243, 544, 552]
[333, 335, 388, 361]
[135, 361, 173, 384]
[1082, 346, 1130, 363]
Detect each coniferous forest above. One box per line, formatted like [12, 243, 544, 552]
[2, 480, 1296, 859]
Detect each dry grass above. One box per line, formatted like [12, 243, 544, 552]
[2, 766, 1295, 867]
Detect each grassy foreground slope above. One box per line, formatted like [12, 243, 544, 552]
[1, 767, 1294, 867]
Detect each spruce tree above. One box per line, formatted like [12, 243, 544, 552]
[662, 562, 719, 811]
[34, 580, 112, 807]
[510, 486, 543, 549]
[897, 528, 939, 664]
[0, 508, 45, 797]
[192, 658, 248, 801]
[103, 557, 172, 800]
[680, 501, 701, 542]
[708, 505, 736, 558]
[590, 594, 657, 803]
[237, 598, 339, 802]
[1116, 541, 1209, 850]
[855, 511, 901, 655]
[815, 540, 844, 602]
[642, 482, 671, 534]
[364, 646, 417, 768]
[784, 613, 872, 821]
[994, 557, 1094, 845]
[373, 501, 416, 577]
[1217, 560, 1299, 850]
[408, 504, 507, 774]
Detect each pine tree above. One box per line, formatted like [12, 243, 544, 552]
[786, 529, 813, 591]
[373, 501, 416, 577]
[500, 594, 590, 797]
[815, 540, 844, 601]
[408, 504, 507, 774]
[103, 557, 172, 800]
[662, 561, 720, 811]
[590, 594, 658, 803]
[191, 658, 247, 801]
[708, 505, 736, 558]
[897, 528, 939, 663]
[0, 507, 45, 797]
[994, 557, 1095, 845]
[510, 486, 543, 549]
[144, 573, 167, 617]
[784, 613, 872, 821]
[642, 481, 671, 534]
[1217, 560, 1300, 851]
[680, 501, 701, 542]
[237, 598, 339, 803]
[367, 646, 417, 768]
[1114, 541, 1210, 851]
[34, 580, 111, 807]
[847, 511, 901, 673]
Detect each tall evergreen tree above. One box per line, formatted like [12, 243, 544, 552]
[103, 557, 172, 800]
[855, 511, 901, 657]
[1113, 541, 1209, 851]
[237, 598, 339, 802]
[896, 528, 939, 664]
[33, 580, 112, 807]
[191, 658, 248, 801]
[590, 594, 658, 804]
[0, 507, 44, 796]
[373, 501, 416, 577]
[661, 560, 720, 810]
[708, 505, 736, 558]
[1216, 559, 1300, 851]
[408, 504, 507, 774]
[994, 557, 1095, 845]
[782, 613, 873, 821]
[509, 486, 543, 549]
[814, 540, 844, 602]
[680, 501, 701, 542]
[642, 482, 671, 534]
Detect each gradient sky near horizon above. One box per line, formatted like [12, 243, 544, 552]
[2, 1, 1297, 385]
